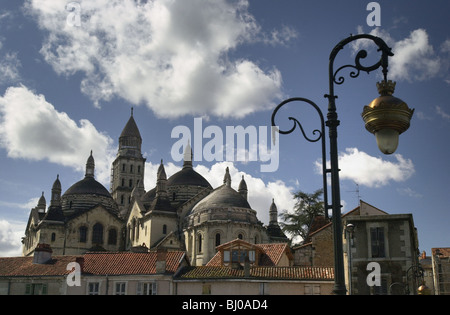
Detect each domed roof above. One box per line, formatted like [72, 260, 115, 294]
[191, 184, 251, 214]
[167, 167, 211, 188]
[63, 152, 112, 198]
[63, 176, 112, 198]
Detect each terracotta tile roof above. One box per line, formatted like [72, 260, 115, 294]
[0, 256, 79, 277]
[257, 243, 293, 266]
[432, 247, 450, 258]
[0, 251, 186, 277]
[176, 266, 334, 281]
[82, 251, 186, 275]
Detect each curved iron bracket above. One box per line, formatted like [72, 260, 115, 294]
[271, 97, 330, 218]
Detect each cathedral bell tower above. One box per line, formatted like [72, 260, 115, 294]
[110, 108, 146, 216]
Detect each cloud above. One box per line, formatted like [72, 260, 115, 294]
[353, 27, 441, 82]
[0, 51, 21, 85]
[0, 85, 116, 183]
[143, 161, 296, 225]
[0, 219, 24, 257]
[24, 0, 290, 118]
[436, 106, 450, 121]
[315, 148, 415, 188]
[397, 187, 423, 198]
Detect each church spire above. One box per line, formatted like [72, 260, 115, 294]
[85, 151, 95, 178]
[51, 174, 62, 207]
[156, 159, 168, 198]
[223, 167, 231, 187]
[183, 140, 193, 169]
[238, 175, 248, 200]
[269, 198, 278, 225]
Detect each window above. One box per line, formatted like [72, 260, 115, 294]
[370, 227, 385, 258]
[129, 179, 133, 188]
[198, 234, 202, 253]
[115, 282, 127, 295]
[130, 165, 133, 173]
[108, 228, 117, 245]
[238, 234, 243, 240]
[202, 284, 211, 295]
[121, 178, 125, 187]
[163, 224, 167, 235]
[137, 282, 157, 295]
[305, 284, 321, 295]
[122, 164, 126, 172]
[224, 251, 230, 263]
[51, 233, 56, 242]
[121, 195, 124, 205]
[92, 223, 104, 244]
[372, 277, 388, 295]
[79, 226, 87, 243]
[215, 233, 221, 247]
[25, 283, 48, 295]
[137, 165, 141, 174]
[88, 282, 100, 295]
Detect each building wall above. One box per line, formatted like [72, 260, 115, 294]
[174, 280, 334, 295]
[343, 214, 420, 295]
[63, 206, 124, 255]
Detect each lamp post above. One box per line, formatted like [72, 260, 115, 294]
[271, 34, 414, 295]
[345, 223, 355, 295]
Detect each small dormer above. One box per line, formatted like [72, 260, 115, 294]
[216, 239, 263, 267]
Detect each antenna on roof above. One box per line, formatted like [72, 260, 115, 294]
[346, 183, 361, 208]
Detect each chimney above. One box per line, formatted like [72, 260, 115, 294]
[155, 248, 167, 274]
[33, 244, 53, 264]
[76, 257, 85, 272]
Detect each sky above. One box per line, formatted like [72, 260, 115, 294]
[0, 0, 449, 257]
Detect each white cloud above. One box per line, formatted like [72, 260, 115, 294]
[0, 52, 21, 85]
[143, 161, 296, 225]
[0, 219, 24, 257]
[0, 85, 116, 183]
[25, 0, 289, 118]
[315, 148, 415, 188]
[436, 105, 450, 121]
[353, 27, 441, 82]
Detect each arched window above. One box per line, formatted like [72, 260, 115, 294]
[163, 224, 167, 235]
[79, 226, 87, 243]
[51, 233, 56, 242]
[238, 234, 243, 240]
[215, 233, 221, 247]
[92, 223, 104, 244]
[198, 234, 202, 253]
[108, 228, 117, 245]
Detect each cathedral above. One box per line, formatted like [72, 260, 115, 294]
[22, 111, 288, 265]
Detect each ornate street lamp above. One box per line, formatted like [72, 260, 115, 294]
[362, 80, 414, 154]
[271, 34, 414, 295]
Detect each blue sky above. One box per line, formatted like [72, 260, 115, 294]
[0, 0, 449, 257]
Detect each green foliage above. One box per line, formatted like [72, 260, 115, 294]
[279, 188, 325, 244]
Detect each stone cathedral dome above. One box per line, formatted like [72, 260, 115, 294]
[61, 152, 118, 217]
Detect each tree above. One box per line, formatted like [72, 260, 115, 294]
[279, 188, 325, 244]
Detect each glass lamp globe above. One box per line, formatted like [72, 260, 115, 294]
[362, 81, 414, 155]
